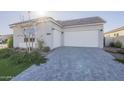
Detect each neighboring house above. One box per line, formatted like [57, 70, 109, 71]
[9, 16, 105, 49]
[0, 34, 13, 43]
[104, 26, 124, 47]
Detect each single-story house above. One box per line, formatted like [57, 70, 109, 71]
[104, 26, 124, 47]
[9, 16, 106, 49]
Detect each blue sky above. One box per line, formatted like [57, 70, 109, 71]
[0, 11, 124, 35]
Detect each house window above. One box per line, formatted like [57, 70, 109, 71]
[30, 38, 35, 42]
[24, 38, 28, 42]
[24, 38, 35, 42]
[117, 33, 119, 37]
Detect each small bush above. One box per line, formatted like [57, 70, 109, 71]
[109, 42, 115, 47]
[43, 47, 50, 52]
[109, 41, 122, 48]
[114, 41, 122, 48]
[7, 37, 13, 48]
[30, 51, 46, 65]
[37, 39, 44, 49]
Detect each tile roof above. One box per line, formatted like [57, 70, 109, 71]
[57, 16, 106, 26]
[10, 16, 106, 27]
[9, 17, 51, 26]
[105, 26, 124, 34]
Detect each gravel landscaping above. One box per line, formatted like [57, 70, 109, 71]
[104, 47, 124, 62]
[12, 47, 124, 81]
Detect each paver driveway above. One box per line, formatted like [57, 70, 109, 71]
[12, 47, 124, 80]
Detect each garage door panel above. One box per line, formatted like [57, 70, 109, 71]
[64, 31, 98, 47]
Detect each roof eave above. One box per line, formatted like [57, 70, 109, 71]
[63, 22, 105, 29]
[104, 26, 124, 34]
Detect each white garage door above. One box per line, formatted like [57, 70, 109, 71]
[64, 31, 99, 47]
[53, 29, 61, 48]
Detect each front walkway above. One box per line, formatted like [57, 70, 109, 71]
[12, 47, 124, 80]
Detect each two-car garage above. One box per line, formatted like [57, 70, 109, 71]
[52, 28, 102, 49]
[63, 30, 99, 47]
[51, 16, 105, 49]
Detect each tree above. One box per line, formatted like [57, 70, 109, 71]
[23, 27, 35, 53]
[7, 37, 13, 48]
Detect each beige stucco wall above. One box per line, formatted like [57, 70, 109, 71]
[35, 20, 62, 49]
[12, 19, 62, 49]
[13, 24, 48, 48]
[35, 21, 52, 48]
[48, 21, 62, 49]
[13, 27, 25, 48]
[104, 30, 124, 47]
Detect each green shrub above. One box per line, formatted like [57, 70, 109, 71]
[37, 39, 44, 49]
[109, 41, 122, 48]
[114, 41, 122, 48]
[7, 37, 13, 48]
[0, 48, 15, 59]
[43, 46, 50, 52]
[0, 48, 46, 65]
[30, 51, 46, 65]
[10, 52, 28, 64]
[10, 51, 46, 65]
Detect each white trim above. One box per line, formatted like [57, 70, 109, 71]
[48, 18, 63, 28]
[63, 23, 104, 29]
